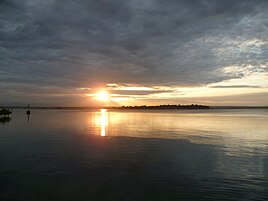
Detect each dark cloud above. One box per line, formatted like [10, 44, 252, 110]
[0, 0, 268, 105]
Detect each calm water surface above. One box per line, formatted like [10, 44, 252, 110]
[1, 109, 268, 200]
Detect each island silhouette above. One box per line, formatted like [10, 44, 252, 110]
[109, 104, 210, 110]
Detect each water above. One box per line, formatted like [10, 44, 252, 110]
[1, 109, 268, 200]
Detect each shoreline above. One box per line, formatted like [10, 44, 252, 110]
[1, 106, 268, 110]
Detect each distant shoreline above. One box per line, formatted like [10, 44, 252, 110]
[1, 105, 268, 110]
[0, 105, 208, 110]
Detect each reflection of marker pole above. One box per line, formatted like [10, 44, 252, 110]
[27, 113, 30, 123]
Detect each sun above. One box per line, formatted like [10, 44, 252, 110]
[96, 91, 109, 101]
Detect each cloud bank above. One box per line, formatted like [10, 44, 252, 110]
[0, 0, 268, 105]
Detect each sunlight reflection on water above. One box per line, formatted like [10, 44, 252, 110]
[100, 109, 107, 137]
[1, 109, 268, 201]
[90, 109, 268, 145]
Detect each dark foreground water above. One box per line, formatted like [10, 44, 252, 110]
[1, 109, 268, 200]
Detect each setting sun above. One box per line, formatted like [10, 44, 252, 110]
[96, 91, 109, 101]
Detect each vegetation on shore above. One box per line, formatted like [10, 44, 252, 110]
[0, 108, 12, 116]
[110, 104, 210, 110]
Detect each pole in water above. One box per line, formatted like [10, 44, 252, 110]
[26, 104, 31, 115]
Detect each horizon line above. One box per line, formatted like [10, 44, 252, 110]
[1, 105, 268, 109]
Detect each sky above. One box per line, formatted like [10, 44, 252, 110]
[0, 0, 268, 106]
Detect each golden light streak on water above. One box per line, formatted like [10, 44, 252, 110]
[100, 109, 107, 136]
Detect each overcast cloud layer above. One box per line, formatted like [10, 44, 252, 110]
[0, 0, 268, 105]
